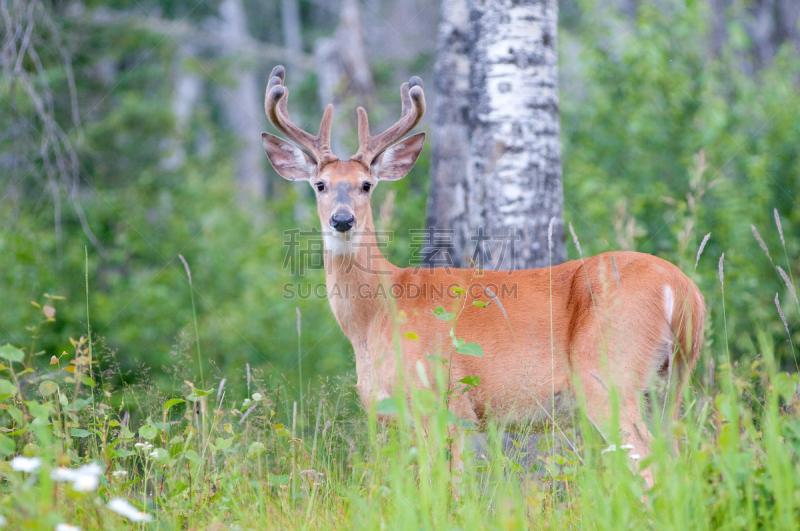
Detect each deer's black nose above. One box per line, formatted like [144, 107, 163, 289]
[331, 212, 355, 232]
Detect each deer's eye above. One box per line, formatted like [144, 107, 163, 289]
[316, 182, 325, 192]
[362, 182, 372, 192]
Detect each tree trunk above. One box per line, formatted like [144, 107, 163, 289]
[218, 0, 267, 202]
[424, 0, 472, 267]
[467, 0, 564, 270]
[426, 0, 564, 270]
[281, 0, 303, 77]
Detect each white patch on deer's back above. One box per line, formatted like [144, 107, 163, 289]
[661, 284, 675, 371]
[663, 285, 674, 326]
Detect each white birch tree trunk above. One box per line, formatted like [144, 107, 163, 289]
[427, 0, 564, 269]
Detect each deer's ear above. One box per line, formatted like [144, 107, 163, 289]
[370, 132, 426, 181]
[262, 133, 317, 181]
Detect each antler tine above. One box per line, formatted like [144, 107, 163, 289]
[352, 76, 426, 165]
[264, 65, 337, 164]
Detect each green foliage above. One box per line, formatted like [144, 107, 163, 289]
[561, 0, 800, 371]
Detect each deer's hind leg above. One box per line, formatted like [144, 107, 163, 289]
[570, 308, 669, 488]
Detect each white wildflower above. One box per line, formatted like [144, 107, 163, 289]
[630, 454, 641, 460]
[134, 442, 153, 452]
[242, 399, 252, 408]
[601, 444, 616, 454]
[0, 514, 6, 527]
[112, 470, 127, 479]
[148, 450, 159, 458]
[55, 524, 81, 531]
[51, 463, 102, 492]
[108, 498, 153, 522]
[10, 456, 41, 473]
[620, 444, 635, 451]
[72, 474, 99, 493]
[50, 467, 76, 481]
[251, 393, 263, 402]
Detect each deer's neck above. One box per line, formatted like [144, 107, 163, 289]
[323, 219, 396, 340]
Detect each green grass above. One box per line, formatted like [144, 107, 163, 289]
[2, 292, 800, 530]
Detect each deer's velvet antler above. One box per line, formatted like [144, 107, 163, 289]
[264, 65, 337, 165]
[351, 76, 426, 166]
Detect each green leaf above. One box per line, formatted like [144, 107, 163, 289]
[0, 345, 24, 363]
[273, 424, 292, 438]
[70, 428, 90, 438]
[772, 372, 798, 402]
[375, 398, 398, 415]
[119, 426, 135, 439]
[38, 380, 58, 397]
[452, 336, 465, 349]
[215, 437, 233, 450]
[163, 398, 185, 412]
[451, 286, 466, 295]
[184, 449, 203, 464]
[79, 375, 96, 387]
[114, 448, 135, 458]
[0, 379, 18, 397]
[139, 425, 158, 440]
[27, 402, 51, 419]
[457, 417, 479, 430]
[432, 306, 455, 322]
[151, 448, 170, 463]
[186, 390, 210, 402]
[267, 474, 290, 486]
[0, 434, 15, 455]
[7, 406, 23, 425]
[472, 300, 491, 308]
[458, 376, 481, 387]
[456, 343, 484, 357]
[404, 331, 419, 341]
[170, 482, 189, 498]
[247, 442, 266, 459]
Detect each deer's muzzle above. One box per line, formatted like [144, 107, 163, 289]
[330, 211, 355, 232]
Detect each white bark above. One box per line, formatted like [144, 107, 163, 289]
[218, 0, 267, 201]
[429, 0, 564, 270]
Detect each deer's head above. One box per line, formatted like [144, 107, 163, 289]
[262, 65, 426, 255]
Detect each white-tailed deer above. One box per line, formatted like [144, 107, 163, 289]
[262, 65, 705, 487]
